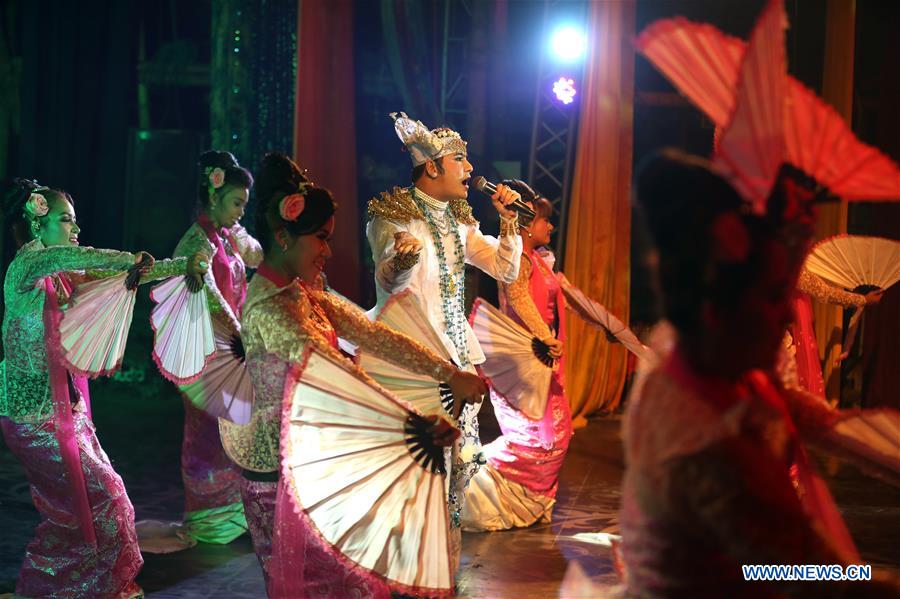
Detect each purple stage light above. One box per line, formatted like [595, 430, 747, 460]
[553, 77, 577, 105]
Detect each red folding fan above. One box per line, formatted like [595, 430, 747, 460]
[710, 0, 785, 212]
[636, 0, 900, 202]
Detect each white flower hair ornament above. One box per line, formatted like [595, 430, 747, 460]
[205, 167, 226, 190]
[24, 192, 49, 218]
[391, 111, 467, 167]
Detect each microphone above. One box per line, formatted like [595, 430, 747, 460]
[471, 176, 536, 220]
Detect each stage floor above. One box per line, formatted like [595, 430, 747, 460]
[1, 377, 898, 597]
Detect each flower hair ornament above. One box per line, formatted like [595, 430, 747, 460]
[22, 186, 51, 238]
[278, 179, 314, 222]
[24, 191, 49, 219]
[391, 111, 467, 167]
[205, 167, 226, 191]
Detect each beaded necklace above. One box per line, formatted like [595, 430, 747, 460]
[413, 189, 470, 367]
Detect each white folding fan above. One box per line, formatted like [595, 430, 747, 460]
[150, 274, 216, 385]
[468, 298, 554, 420]
[282, 347, 454, 597]
[804, 236, 900, 293]
[179, 316, 254, 424]
[558, 276, 657, 365]
[59, 257, 150, 377]
[359, 290, 456, 421]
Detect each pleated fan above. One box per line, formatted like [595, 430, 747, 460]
[635, 17, 743, 126]
[782, 80, 900, 201]
[636, 0, 900, 202]
[359, 291, 456, 420]
[804, 235, 900, 292]
[150, 274, 216, 385]
[827, 408, 900, 479]
[468, 298, 553, 420]
[558, 276, 656, 365]
[179, 316, 254, 424]
[58, 257, 150, 377]
[281, 347, 454, 596]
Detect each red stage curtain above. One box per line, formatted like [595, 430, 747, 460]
[562, 0, 636, 426]
[294, 0, 361, 302]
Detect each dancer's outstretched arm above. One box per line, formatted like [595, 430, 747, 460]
[12, 243, 134, 291]
[314, 289, 457, 382]
[797, 267, 865, 307]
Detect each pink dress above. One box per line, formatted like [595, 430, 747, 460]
[462, 249, 573, 531]
[1, 240, 184, 598]
[170, 218, 262, 544]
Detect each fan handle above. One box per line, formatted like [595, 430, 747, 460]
[531, 337, 556, 368]
[125, 255, 154, 290]
[404, 413, 450, 475]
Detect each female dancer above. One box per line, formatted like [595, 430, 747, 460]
[218, 153, 485, 595]
[620, 151, 898, 596]
[462, 180, 571, 531]
[168, 150, 260, 544]
[0, 180, 204, 598]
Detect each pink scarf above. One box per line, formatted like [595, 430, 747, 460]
[43, 275, 97, 547]
[528, 250, 567, 352]
[197, 214, 243, 315]
[528, 250, 568, 444]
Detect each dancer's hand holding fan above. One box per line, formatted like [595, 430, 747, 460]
[804, 235, 900, 360]
[58, 252, 154, 377]
[150, 271, 216, 385]
[469, 298, 555, 420]
[638, 0, 900, 489]
[277, 346, 457, 597]
[804, 236, 900, 293]
[151, 265, 254, 424]
[359, 291, 460, 420]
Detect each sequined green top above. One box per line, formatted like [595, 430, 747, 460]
[1, 240, 187, 423]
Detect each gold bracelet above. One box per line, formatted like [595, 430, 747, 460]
[391, 252, 420, 272]
[500, 214, 519, 237]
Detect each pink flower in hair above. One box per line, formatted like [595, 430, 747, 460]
[25, 192, 49, 218]
[208, 167, 226, 189]
[279, 193, 306, 221]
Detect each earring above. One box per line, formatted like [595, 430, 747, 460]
[30, 220, 40, 238]
[527, 231, 533, 238]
